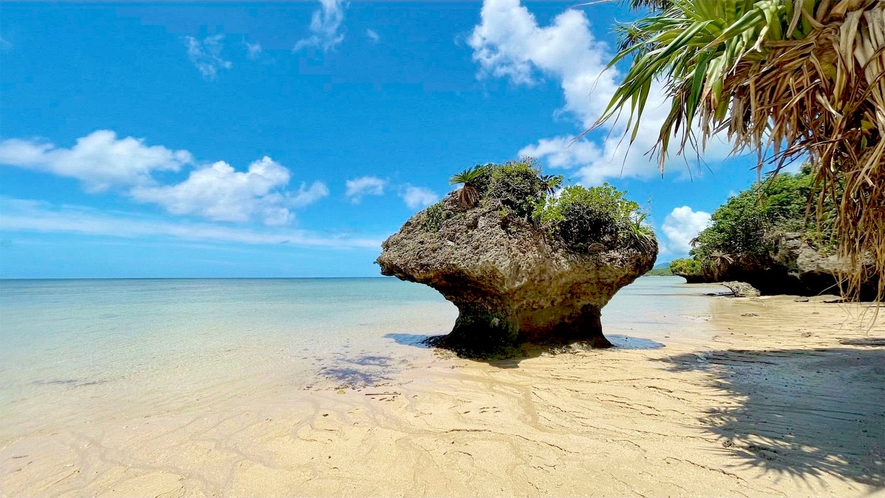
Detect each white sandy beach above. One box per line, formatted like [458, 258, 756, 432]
[1, 293, 883, 497]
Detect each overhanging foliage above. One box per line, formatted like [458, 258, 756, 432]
[596, 0, 884, 300]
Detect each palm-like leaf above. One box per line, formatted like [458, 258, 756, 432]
[450, 166, 484, 187]
[540, 174, 564, 195]
[596, 0, 885, 301]
[623, 0, 673, 10]
[450, 166, 484, 208]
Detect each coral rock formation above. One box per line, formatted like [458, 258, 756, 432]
[377, 183, 656, 356]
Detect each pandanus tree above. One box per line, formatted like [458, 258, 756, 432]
[597, 0, 884, 300]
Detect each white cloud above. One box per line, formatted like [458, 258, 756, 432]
[519, 137, 601, 170]
[244, 40, 262, 59]
[366, 29, 380, 42]
[185, 34, 232, 80]
[131, 156, 327, 226]
[470, 0, 734, 185]
[400, 185, 438, 209]
[0, 130, 192, 192]
[345, 176, 386, 203]
[469, 0, 615, 125]
[291, 181, 330, 208]
[0, 197, 381, 249]
[294, 0, 346, 52]
[0, 131, 328, 225]
[661, 206, 711, 256]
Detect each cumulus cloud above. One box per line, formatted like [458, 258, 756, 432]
[131, 156, 327, 226]
[661, 206, 711, 256]
[244, 40, 262, 59]
[294, 0, 346, 52]
[519, 137, 602, 170]
[470, 0, 615, 119]
[470, 0, 733, 185]
[185, 34, 232, 80]
[345, 176, 386, 203]
[366, 29, 380, 42]
[0, 197, 380, 249]
[0, 130, 192, 192]
[1, 131, 327, 226]
[400, 185, 438, 209]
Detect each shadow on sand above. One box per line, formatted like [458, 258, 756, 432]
[314, 351, 411, 389]
[385, 332, 535, 367]
[665, 346, 885, 488]
[384, 332, 664, 368]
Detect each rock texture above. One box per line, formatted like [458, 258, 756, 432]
[767, 233, 847, 295]
[674, 233, 878, 299]
[671, 271, 714, 284]
[720, 281, 761, 298]
[376, 194, 657, 354]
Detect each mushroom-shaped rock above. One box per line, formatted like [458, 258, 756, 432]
[376, 161, 657, 356]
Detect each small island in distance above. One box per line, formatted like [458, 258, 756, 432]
[645, 262, 674, 276]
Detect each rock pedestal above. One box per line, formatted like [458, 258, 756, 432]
[376, 195, 657, 355]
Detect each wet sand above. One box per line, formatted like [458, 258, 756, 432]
[1, 294, 883, 497]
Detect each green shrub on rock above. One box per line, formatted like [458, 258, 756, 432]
[424, 161, 654, 255]
[683, 166, 835, 269]
[693, 168, 822, 262]
[535, 183, 654, 253]
[486, 159, 547, 218]
[669, 258, 703, 277]
[422, 202, 447, 232]
[667, 166, 856, 293]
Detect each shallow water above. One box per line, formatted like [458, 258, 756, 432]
[0, 276, 721, 440]
[603, 276, 727, 341]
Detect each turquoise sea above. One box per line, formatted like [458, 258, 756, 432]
[0, 276, 720, 440]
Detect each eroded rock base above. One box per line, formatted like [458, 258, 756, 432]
[428, 307, 613, 359]
[444, 310, 519, 357]
[546, 307, 613, 348]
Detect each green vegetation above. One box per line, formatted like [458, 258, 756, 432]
[433, 160, 655, 254]
[422, 202, 447, 233]
[668, 257, 703, 278]
[448, 162, 496, 200]
[535, 183, 655, 253]
[597, 0, 884, 300]
[449, 159, 557, 218]
[449, 160, 554, 217]
[673, 167, 835, 280]
[693, 167, 832, 261]
[539, 174, 563, 196]
[449, 166, 484, 209]
[486, 159, 548, 219]
[645, 262, 673, 276]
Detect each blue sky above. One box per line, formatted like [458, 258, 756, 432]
[0, 1, 765, 278]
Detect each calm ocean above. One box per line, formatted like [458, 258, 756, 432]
[0, 276, 718, 439]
